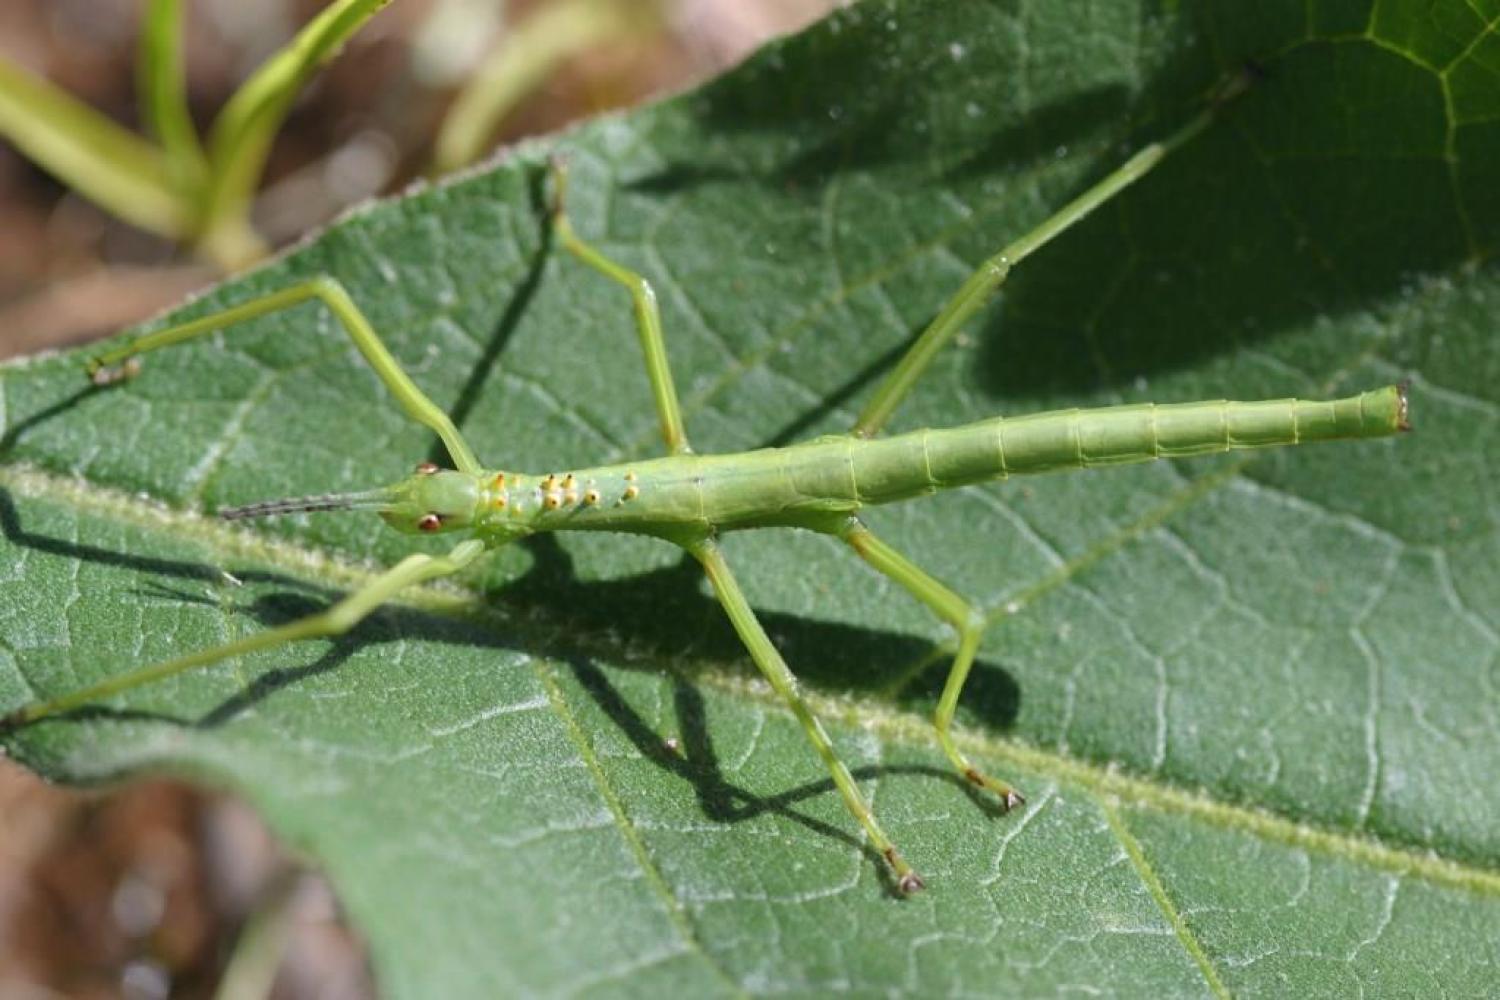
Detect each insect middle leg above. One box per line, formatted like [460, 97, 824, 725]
[548, 159, 690, 455]
[690, 538, 925, 893]
[87, 277, 483, 473]
[4, 539, 488, 728]
[839, 519, 1023, 809]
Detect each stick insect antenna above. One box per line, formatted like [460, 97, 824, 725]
[219, 488, 392, 521]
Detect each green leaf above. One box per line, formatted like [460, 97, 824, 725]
[3, 0, 1498, 994]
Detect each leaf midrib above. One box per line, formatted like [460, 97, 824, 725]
[532, 657, 750, 997]
[1102, 796, 1232, 999]
[4, 459, 1496, 900]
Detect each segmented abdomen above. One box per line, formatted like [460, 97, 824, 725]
[846, 386, 1406, 505]
[640, 386, 1405, 532]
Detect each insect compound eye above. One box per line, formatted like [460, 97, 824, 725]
[415, 462, 440, 475]
[417, 513, 443, 532]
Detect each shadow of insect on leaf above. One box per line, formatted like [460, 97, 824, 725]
[425, 166, 555, 470]
[0, 486, 224, 586]
[0, 486, 1022, 861]
[566, 655, 1013, 898]
[127, 579, 465, 729]
[500, 533, 1022, 725]
[0, 486, 517, 729]
[0, 383, 109, 458]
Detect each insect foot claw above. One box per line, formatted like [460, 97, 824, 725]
[87, 357, 141, 387]
[546, 155, 570, 219]
[883, 846, 925, 895]
[964, 766, 1026, 812]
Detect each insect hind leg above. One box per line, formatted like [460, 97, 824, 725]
[851, 73, 1251, 438]
[690, 537, 924, 894]
[839, 520, 1024, 810]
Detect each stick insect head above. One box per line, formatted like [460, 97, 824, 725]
[218, 462, 481, 535]
[376, 463, 482, 535]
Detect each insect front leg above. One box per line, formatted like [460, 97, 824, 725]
[549, 158, 690, 455]
[690, 538, 924, 894]
[87, 276, 483, 473]
[3, 540, 487, 728]
[839, 520, 1024, 810]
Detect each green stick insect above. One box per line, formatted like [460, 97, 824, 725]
[2, 78, 1408, 894]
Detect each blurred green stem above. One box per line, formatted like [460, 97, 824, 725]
[0, 0, 394, 273]
[0, 55, 187, 239]
[213, 870, 301, 1000]
[138, 0, 208, 189]
[199, 0, 394, 270]
[432, 0, 664, 175]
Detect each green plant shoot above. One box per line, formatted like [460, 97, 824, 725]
[0, 0, 392, 270]
[0, 71, 1409, 894]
